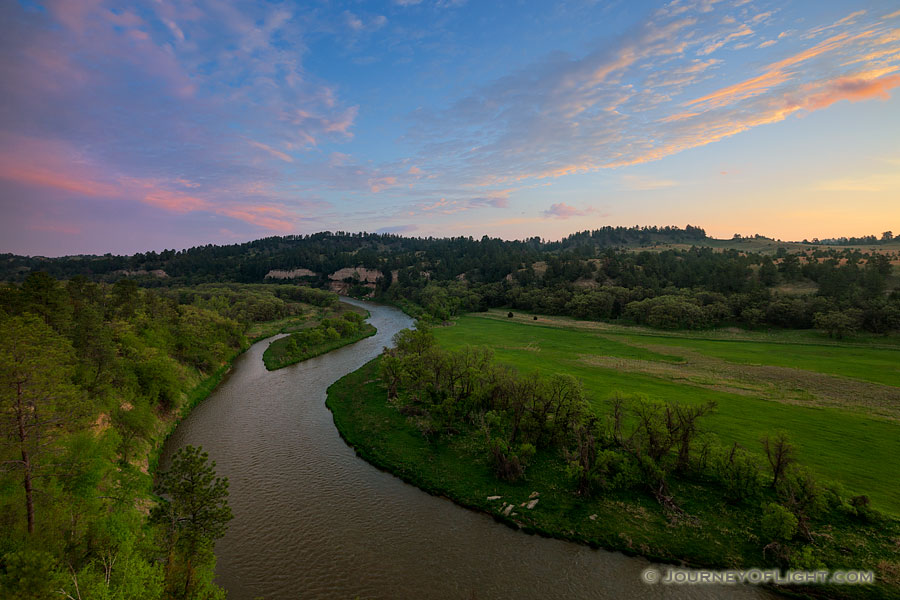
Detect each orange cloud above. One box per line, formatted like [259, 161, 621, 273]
[686, 30, 873, 110]
[799, 74, 900, 110]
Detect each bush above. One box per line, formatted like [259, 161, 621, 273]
[489, 440, 534, 481]
[760, 502, 797, 541]
[713, 443, 764, 503]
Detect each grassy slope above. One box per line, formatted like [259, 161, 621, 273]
[433, 314, 900, 515]
[327, 359, 900, 600]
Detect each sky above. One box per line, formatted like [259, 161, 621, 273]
[1, 0, 899, 256]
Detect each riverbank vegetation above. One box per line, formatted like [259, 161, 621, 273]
[0, 273, 342, 599]
[262, 307, 375, 370]
[327, 326, 900, 599]
[436, 313, 900, 512]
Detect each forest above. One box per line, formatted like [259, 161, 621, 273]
[2, 228, 898, 339]
[0, 275, 337, 599]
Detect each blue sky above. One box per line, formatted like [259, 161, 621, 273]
[1, 0, 899, 255]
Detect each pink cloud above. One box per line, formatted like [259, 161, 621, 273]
[0, 133, 299, 233]
[142, 191, 212, 213]
[249, 141, 294, 163]
[0, 135, 119, 197]
[218, 205, 295, 232]
[30, 222, 82, 235]
[369, 176, 398, 193]
[542, 203, 595, 220]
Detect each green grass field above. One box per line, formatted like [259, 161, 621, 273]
[433, 312, 900, 514]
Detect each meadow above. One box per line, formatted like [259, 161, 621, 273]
[433, 311, 900, 514]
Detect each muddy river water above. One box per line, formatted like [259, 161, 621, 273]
[162, 299, 775, 600]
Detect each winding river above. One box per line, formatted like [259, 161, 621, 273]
[161, 299, 775, 600]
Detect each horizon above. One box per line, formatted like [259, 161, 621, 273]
[2, 0, 900, 256]
[7, 225, 893, 260]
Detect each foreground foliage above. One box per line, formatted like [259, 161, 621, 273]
[0, 274, 336, 599]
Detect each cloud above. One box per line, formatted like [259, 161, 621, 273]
[345, 11, 364, 31]
[542, 203, 595, 220]
[697, 25, 754, 56]
[402, 4, 900, 193]
[344, 11, 387, 32]
[30, 222, 82, 235]
[369, 176, 398, 193]
[143, 191, 212, 213]
[797, 73, 900, 111]
[468, 196, 509, 208]
[217, 205, 295, 232]
[249, 141, 294, 163]
[684, 30, 876, 110]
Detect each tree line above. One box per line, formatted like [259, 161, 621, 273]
[2, 229, 897, 337]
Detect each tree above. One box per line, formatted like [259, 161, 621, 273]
[151, 446, 233, 599]
[813, 310, 858, 339]
[760, 502, 797, 542]
[0, 315, 82, 534]
[761, 431, 796, 488]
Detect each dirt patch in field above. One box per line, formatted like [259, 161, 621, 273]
[580, 343, 900, 422]
[500, 341, 542, 352]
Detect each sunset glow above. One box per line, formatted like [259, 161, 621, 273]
[2, 0, 899, 255]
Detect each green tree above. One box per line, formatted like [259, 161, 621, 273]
[151, 445, 233, 600]
[813, 310, 859, 339]
[0, 315, 83, 534]
[760, 502, 797, 542]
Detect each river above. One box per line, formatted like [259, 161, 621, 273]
[161, 298, 775, 600]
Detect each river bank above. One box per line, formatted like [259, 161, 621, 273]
[326, 356, 900, 600]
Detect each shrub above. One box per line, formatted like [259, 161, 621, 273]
[713, 443, 764, 503]
[760, 502, 797, 542]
